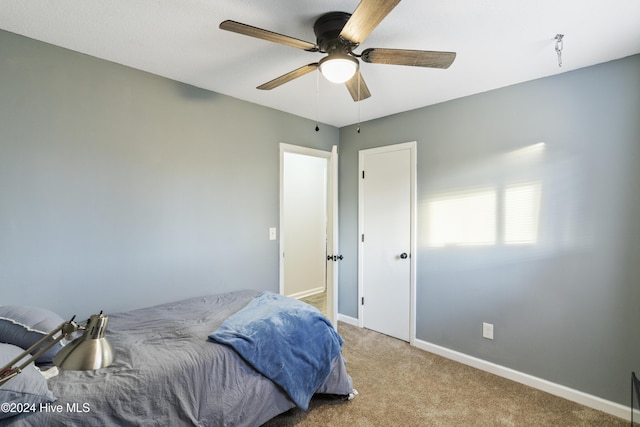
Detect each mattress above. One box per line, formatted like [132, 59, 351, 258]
[4, 290, 353, 426]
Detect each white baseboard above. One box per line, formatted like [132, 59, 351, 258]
[287, 286, 325, 300]
[337, 313, 359, 327]
[413, 338, 635, 421]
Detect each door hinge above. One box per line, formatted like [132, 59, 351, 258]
[362, 170, 365, 179]
[361, 297, 364, 305]
[361, 234, 364, 242]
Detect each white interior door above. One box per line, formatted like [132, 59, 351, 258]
[358, 142, 416, 342]
[326, 145, 338, 327]
[279, 143, 338, 327]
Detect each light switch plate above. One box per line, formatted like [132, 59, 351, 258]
[269, 227, 277, 240]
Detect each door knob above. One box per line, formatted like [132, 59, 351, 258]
[400, 253, 408, 259]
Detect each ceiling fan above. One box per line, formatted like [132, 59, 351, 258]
[220, 0, 456, 102]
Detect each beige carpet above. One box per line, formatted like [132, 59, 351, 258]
[263, 322, 626, 426]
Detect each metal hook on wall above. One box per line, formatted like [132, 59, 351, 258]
[555, 34, 564, 67]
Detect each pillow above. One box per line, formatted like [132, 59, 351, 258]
[0, 306, 66, 364]
[0, 343, 56, 419]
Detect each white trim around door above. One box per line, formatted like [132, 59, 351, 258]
[357, 141, 417, 345]
[279, 143, 339, 327]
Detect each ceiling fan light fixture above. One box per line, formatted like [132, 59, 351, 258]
[319, 53, 358, 84]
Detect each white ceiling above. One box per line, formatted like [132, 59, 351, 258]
[1, 1, 639, 127]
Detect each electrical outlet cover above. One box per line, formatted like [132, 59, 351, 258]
[483, 322, 494, 340]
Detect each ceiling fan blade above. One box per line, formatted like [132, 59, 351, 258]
[361, 48, 456, 69]
[340, 0, 401, 45]
[345, 71, 372, 102]
[220, 20, 318, 52]
[257, 63, 319, 90]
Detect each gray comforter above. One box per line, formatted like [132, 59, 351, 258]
[5, 290, 353, 426]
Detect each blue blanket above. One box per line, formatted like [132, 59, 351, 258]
[208, 291, 344, 410]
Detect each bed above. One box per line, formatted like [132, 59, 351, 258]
[0, 290, 354, 426]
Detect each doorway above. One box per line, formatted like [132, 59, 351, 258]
[358, 141, 416, 343]
[279, 143, 338, 326]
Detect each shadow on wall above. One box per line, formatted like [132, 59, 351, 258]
[174, 81, 220, 101]
[420, 141, 590, 270]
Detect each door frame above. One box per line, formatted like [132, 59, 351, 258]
[357, 141, 417, 344]
[279, 143, 339, 327]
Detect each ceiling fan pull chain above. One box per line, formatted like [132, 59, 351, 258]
[555, 34, 564, 67]
[357, 72, 361, 133]
[315, 70, 320, 131]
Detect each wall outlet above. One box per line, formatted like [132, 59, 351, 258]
[483, 322, 494, 340]
[269, 227, 277, 241]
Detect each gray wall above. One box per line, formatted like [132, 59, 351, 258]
[338, 54, 640, 406]
[0, 29, 338, 319]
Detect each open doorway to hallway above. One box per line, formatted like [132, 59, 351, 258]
[279, 143, 338, 326]
[300, 291, 327, 316]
